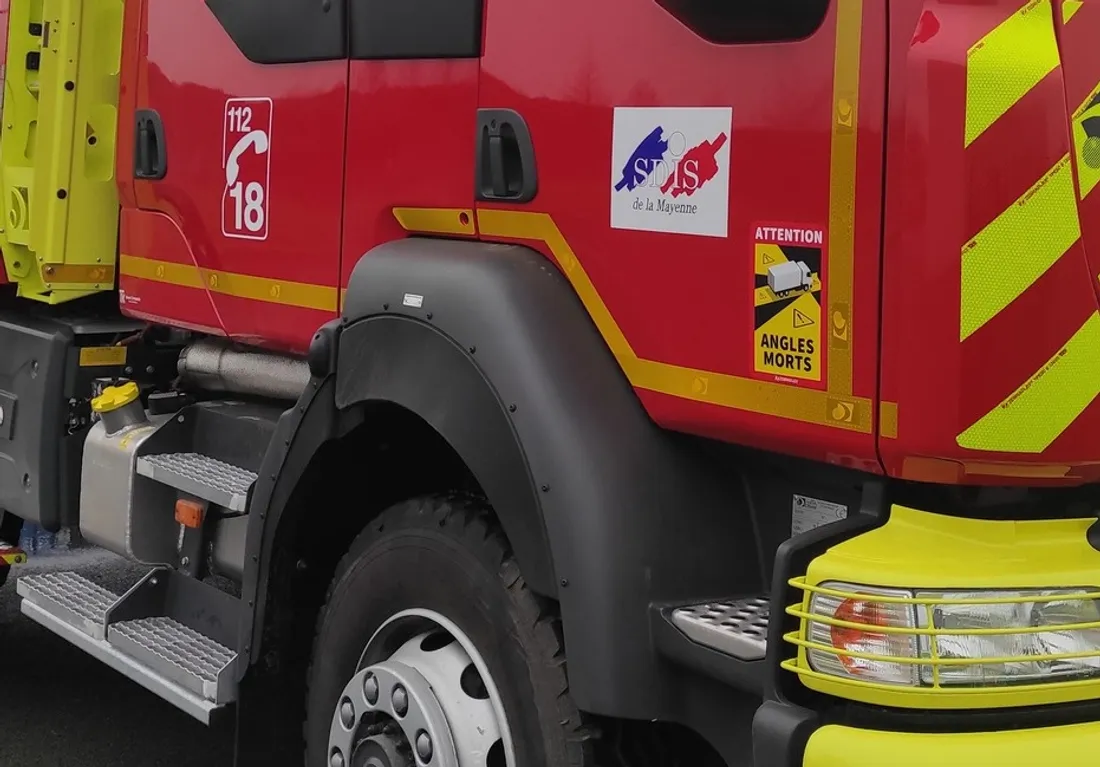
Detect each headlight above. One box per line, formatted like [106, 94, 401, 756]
[916, 589, 1100, 686]
[806, 582, 1100, 688]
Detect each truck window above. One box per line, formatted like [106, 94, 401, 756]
[656, 0, 831, 43]
[349, 0, 483, 59]
[205, 0, 348, 64]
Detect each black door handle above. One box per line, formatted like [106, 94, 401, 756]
[476, 109, 537, 203]
[134, 109, 167, 180]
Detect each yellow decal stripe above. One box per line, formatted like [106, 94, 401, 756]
[392, 207, 476, 236]
[40, 263, 115, 286]
[1071, 83, 1100, 200]
[965, 0, 1061, 147]
[476, 209, 873, 432]
[1063, 0, 1084, 23]
[957, 311, 1100, 452]
[827, 0, 862, 396]
[960, 154, 1080, 340]
[879, 401, 898, 439]
[119, 254, 339, 312]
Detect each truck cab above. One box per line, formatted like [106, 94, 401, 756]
[3, 1, 1100, 765]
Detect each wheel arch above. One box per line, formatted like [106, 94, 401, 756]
[241, 236, 762, 723]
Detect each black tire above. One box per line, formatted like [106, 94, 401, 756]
[304, 494, 597, 767]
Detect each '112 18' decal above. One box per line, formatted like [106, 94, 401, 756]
[222, 97, 272, 241]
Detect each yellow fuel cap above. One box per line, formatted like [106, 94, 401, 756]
[91, 382, 140, 414]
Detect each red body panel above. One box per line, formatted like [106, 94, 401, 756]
[339, 60, 480, 291]
[879, 0, 1100, 486]
[475, 0, 887, 469]
[121, 1, 347, 352]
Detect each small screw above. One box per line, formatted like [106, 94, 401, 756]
[64, 80, 74, 91]
[468, 345, 476, 354]
[383, 303, 389, 310]
[180, 556, 190, 566]
[541, 484, 550, 492]
[560, 578, 569, 587]
[509, 404, 517, 413]
[57, 189, 67, 199]
[426, 312, 433, 320]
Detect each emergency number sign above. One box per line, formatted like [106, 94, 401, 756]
[222, 97, 272, 241]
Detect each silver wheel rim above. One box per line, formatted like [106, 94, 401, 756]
[328, 608, 516, 767]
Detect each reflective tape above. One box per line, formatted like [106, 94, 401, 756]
[960, 154, 1081, 340]
[965, 0, 1061, 147]
[957, 311, 1100, 453]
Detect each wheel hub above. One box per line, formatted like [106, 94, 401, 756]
[328, 610, 515, 767]
[351, 733, 412, 767]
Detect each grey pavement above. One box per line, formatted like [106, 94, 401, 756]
[1, 548, 235, 766]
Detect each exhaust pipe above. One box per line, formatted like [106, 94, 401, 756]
[177, 338, 310, 402]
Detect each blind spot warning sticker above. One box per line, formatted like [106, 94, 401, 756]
[752, 224, 827, 388]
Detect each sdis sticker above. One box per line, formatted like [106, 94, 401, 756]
[751, 224, 826, 388]
[610, 107, 733, 238]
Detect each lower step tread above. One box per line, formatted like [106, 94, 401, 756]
[670, 597, 770, 661]
[112, 617, 235, 685]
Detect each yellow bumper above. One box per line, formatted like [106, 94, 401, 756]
[804, 720, 1100, 766]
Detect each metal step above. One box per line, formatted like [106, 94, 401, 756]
[16, 571, 236, 723]
[0, 540, 27, 566]
[670, 597, 771, 661]
[136, 452, 257, 512]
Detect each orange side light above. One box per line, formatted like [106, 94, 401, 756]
[175, 499, 204, 528]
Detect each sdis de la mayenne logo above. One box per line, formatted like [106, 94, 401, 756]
[610, 106, 732, 239]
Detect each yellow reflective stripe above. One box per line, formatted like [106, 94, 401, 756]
[827, 0, 863, 396]
[1063, 0, 1084, 23]
[1071, 84, 1100, 200]
[965, 0, 1060, 147]
[960, 154, 1080, 340]
[879, 400, 898, 439]
[957, 311, 1100, 453]
[119, 254, 339, 312]
[392, 207, 475, 236]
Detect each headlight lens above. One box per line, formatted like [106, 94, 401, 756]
[806, 582, 1100, 688]
[916, 589, 1100, 686]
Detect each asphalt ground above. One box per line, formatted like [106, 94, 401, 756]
[0, 548, 236, 767]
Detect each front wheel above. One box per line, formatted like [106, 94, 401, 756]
[304, 495, 597, 767]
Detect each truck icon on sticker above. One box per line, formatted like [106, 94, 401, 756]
[767, 261, 812, 296]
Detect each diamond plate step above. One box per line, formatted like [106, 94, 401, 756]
[670, 597, 770, 661]
[17, 570, 235, 723]
[136, 452, 257, 512]
[110, 617, 237, 703]
[16, 571, 120, 639]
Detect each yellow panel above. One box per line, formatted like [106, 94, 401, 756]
[960, 155, 1080, 340]
[786, 505, 1100, 709]
[392, 207, 475, 236]
[958, 310, 1100, 452]
[878, 400, 897, 439]
[0, 0, 124, 304]
[965, 0, 1061, 147]
[804, 720, 1100, 767]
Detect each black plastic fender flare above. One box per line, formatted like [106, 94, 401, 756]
[244, 236, 759, 720]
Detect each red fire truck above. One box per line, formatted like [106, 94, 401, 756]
[4, 0, 1100, 764]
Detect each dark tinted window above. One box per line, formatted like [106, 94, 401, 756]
[205, 0, 347, 64]
[656, 0, 831, 43]
[350, 0, 483, 59]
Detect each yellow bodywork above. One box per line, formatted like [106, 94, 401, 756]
[803, 719, 1100, 767]
[0, 0, 123, 303]
[784, 506, 1100, 709]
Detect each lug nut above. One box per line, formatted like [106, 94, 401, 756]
[330, 749, 345, 767]
[339, 698, 355, 729]
[416, 731, 433, 762]
[392, 685, 408, 717]
[363, 673, 379, 705]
